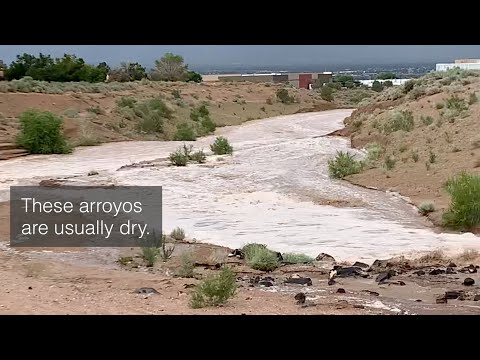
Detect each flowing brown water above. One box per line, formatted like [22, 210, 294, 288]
[1, 110, 479, 262]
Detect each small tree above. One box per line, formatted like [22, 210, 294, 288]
[320, 86, 334, 102]
[152, 53, 188, 82]
[372, 80, 384, 92]
[16, 110, 71, 154]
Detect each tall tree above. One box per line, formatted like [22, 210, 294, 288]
[153, 53, 188, 81]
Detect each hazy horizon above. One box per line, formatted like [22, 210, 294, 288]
[1, 45, 479, 69]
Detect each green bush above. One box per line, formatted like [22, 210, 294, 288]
[276, 89, 295, 104]
[421, 115, 433, 126]
[190, 266, 237, 308]
[16, 110, 71, 154]
[384, 110, 415, 133]
[365, 143, 383, 162]
[403, 80, 415, 94]
[134, 98, 173, 134]
[384, 155, 396, 170]
[170, 227, 185, 241]
[210, 136, 233, 155]
[328, 151, 364, 178]
[446, 95, 468, 113]
[190, 150, 206, 164]
[418, 202, 435, 215]
[282, 253, 314, 264]
[320, 86, 334, 102]
[171, 89, 182, 99]
[436, 103, 445, 110]
[372, 81, 384, 92]
[244, 245, 280, 272]
[116, 97, 137, 108]
[442, 172, 480, 230]
[169, 148, 189, 166]
[200, 117, 217, 134]
[142, 247, 160, 267]
[174, 123, 197, 141]
[176, 252, 195, 278]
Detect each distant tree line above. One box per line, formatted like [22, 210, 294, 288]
[0, 52, 202, 83]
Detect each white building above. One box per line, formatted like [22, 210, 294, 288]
[436, 59, 480, 72]
[359, 79, 411, 87]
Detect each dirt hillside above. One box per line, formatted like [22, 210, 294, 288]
[0, 81, 336, 145]
[340, 70, 480, 229]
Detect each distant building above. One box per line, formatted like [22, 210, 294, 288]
[436, 59, 480, 71]
[359, 79, 411, 87]
[216, 72, 333, 89]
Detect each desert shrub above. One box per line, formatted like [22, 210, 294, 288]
[260, 106, 266, 112]
[409, 87, 426, 100]
[399, 144, 408, 153]
[190, 150, 206, 164]
[170, 227, 185, 241]
[160, 242, 175, 262]
[135, 98, 173, 134]
[320, 86, 334, 102]
[468, 92, 478, 105]
[266, 97, 274, 105]
[383, 80, 393, 87]
[142, 247, 160, 267]
[365, 143, 383, 162]
[245, 245, 280, 272]
[403, 80, 415, 94]
[210, 136, 233, 155]
[282, 253, 314, 264]
[372, 81, 384, 92]
[169, 148, 189, 166]
[429, 151, 437, 164]
[418, 202, 435, 215]
[442, 172, 480, 230]
[446, 94, 468, 113]
[328, 151, 364, 178]
[16, 110, 71, 154]
[384, 110, 414, 133]
[176, 252, 195, 278]
[190, 266, 237, 308]
[87, 105, 104, 115]
[171, 89, 182, 99]
[435, 103, 444, 109]
[116, 97, 137, 108]
[190, 104, 209, 122]
[384, 155, 396, 170]
[411, 151, 419, 162]
[421, 115, 433, 126]
[200, 117, 217, 134]
[174, 123, 197, 141]
[276, 89, 295, 104]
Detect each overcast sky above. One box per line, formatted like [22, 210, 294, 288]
[1, 45, 479, 68]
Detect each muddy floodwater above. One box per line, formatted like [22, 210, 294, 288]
[1, 109, 479, 262]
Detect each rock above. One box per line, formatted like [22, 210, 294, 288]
[336, 266, 365, 278]
[329, 269, 337, 280]
[88, 171, 99, 176]
[294, 292, 306, 304]
[353, 261, 369, 269]
[328, 279, 336, 286]
[398, 281, 406, 286]
[228, 249, 245, 259]
[474, 295, 480, 302]
[353, 305, 365, 309]
[468, 265, 477, 274]
[464, 278, 475, 286]
[436, 296, 447, 304]
[259, 280, 274, 287]
[249, 276, 260, 284]
[263, 276, 275, 282]
[375, 270, 396, 283]
[446, 267, 456, 274]
[39, 179, 62, 187]
[429, 269, 446, 275]
[414, 270, 426, 276]
[445, 290, 463, 299]
[415, 299, 422, 302]
[245, 297, 252, 300]
[336, 288, 346, 294]
[448, 262, 457, 268]
[183, 284, 195, 289]
[133, 287, 159, 295]
[28, 286, 32, 290]
[285, 277, 313, 286]
[362, 290, 380, 296]
[315, 253, 336, 262]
